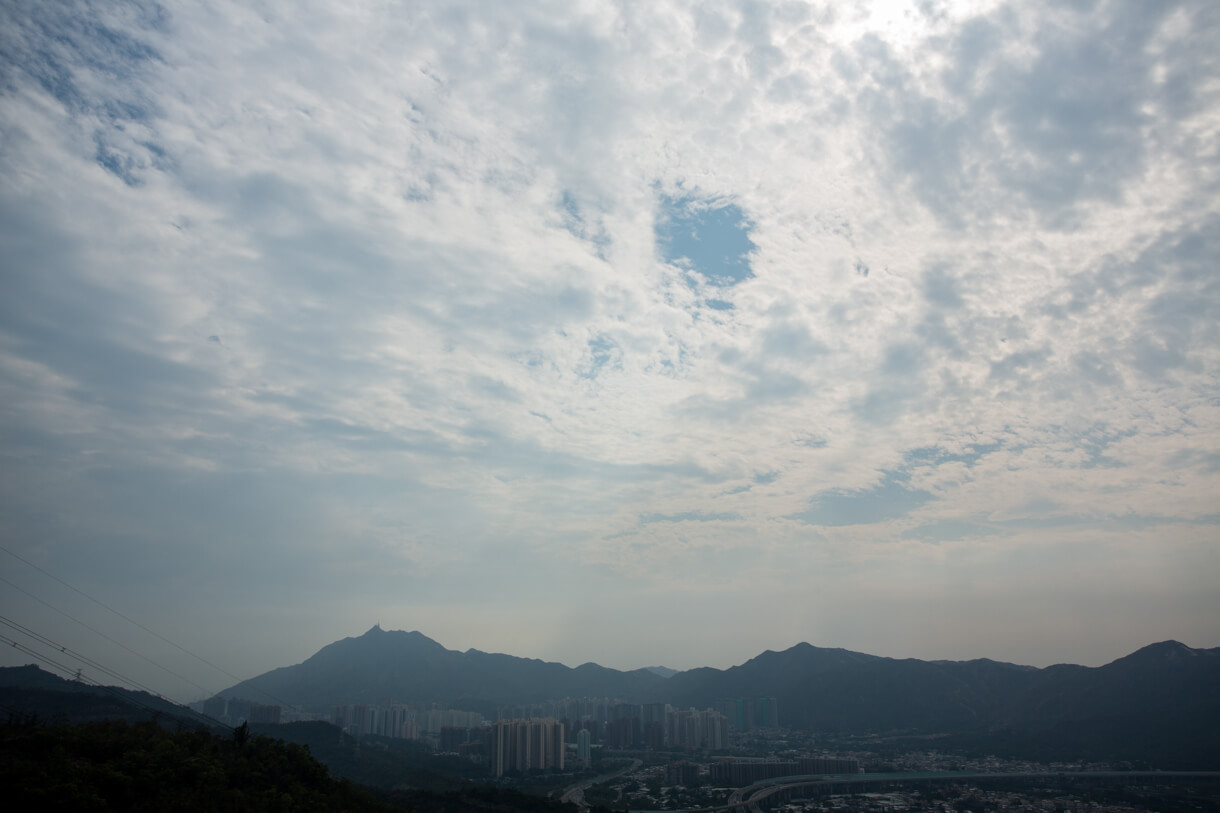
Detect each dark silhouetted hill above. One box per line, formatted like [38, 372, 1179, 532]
[657, 643, 1040, 731]
[219, 625, 665, 712]
[0, 664, 218, 730]
[248, 720, 485, 791]
[658, 640, 1220, 767]
[0, 717, 393, 811]
[644, 666, 679, 678]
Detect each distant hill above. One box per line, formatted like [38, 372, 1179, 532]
[654, 639, 1220, 768]
[218, 625, 665, 713]
[643, 666, 679, 679]
[655, 643, 1040, 731]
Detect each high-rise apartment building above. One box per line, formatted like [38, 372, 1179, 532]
[332, 703, 427, 739]
[247, 703, 282, 724]
[717, 697, 779, 731]
[666, 707, 728, 750]
[490, 718, 565, 777]
[576, 728, 591, 762]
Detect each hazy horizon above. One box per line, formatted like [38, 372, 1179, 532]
[12, 618, 1218, 706]
[270, 623, 1215, 675]
[4, 601, 1217, 705]
[1, 0, 1218, 704]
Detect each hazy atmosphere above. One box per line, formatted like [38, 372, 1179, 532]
[1, 0, 1218, 703]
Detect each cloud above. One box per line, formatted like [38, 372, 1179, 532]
[856, 1, 1218, 229]
[639, 511, 741, 524]
[0, 0, 1217, 696]
[902, 517, 1003, 543]
[794, 472, 934, 527]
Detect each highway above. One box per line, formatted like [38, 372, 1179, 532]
[560, 758, 644, 808]
[662, 770, 1220, 813]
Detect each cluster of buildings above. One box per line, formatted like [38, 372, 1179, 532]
[493, 696, 778, 733]
[332, 704, 418, 739]
[323, 708, 569, 778]
[717, 697, 779, 731]
[557, 702, 729, 750]
[199, 695, 486, 738]
[430, 706, 732, 776]
[202, 693, 785, 777]
[665, 707, 729, 750]
[201, 695, 314, 726]
[510, 697, 776, 751]
[330, 703, 483, 739]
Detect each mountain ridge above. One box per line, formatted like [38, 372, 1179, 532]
[220, 626, 668, 712]
[216, 629, 1220, 740]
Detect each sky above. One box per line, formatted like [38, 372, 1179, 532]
[1, 0, 1218, 704]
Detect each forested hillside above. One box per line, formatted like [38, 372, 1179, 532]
[0, 717, 392, 811]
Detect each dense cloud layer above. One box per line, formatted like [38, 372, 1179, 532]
[0, 0, 1217, 700]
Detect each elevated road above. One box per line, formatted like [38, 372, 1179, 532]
[665, 771, 1220, 813]
[561, 758, 643, 808]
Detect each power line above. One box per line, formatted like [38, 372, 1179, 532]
[0, 614, 168, 701]
[0, 629, 227, 731]
[1, 634, 84, 682]
[0, 544, 245, 685]
[0, 634, 214, 726]
[0, 543, 288, 706]
[0, 574, 217, 698]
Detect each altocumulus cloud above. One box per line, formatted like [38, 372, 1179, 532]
[0, 0, 1217, 698]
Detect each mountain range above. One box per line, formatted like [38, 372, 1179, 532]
[214, 626, 1220, 767]
[5, 628, 1217, 768]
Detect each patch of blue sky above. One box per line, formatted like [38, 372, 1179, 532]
[10, 5, 163, 126]
[656, 194, 755, 287]
[580, 335, 620, 380]
[907, 426, 1131, 473]
[561, 190, 580, 221]
[793, 472, 933, 527]
[95, 138, 143, 186]
[903, 442, 1003, 470]
[1076, 425, 1136, 469]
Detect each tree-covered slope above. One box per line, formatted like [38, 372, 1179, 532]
[0, 718, 394, 812]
